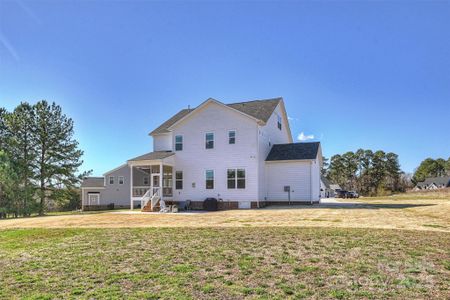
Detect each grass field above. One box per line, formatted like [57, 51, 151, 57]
[0, 191, 449, 299]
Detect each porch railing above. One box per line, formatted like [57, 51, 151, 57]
[133, 186, 150, 197]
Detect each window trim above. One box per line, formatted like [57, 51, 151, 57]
[109, 176, 114, 185]
[205, 169, 214, 189]
[228, 130, 236, 144]
[205, 132, 214, 149]
[175, 135, 183, 151]
[175, 171, 183, 190]
[118, 176, 124, 185]
[277, 114, 282, 130]
[88, 193, 100, 205]
[227, 168, 246, 189]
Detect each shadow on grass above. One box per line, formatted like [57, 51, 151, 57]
[0, 210, 108, 221]
[264, 203, 436, 210]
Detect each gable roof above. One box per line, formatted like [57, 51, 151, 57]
[227, 98, 282, 123]
[416, 181, 428, 188]
[421, 176, 450, 186]
[103, 164, 128, 176]
[149, 109, 192, 135]
[266, 142, 320, 161]
[81, 177, 104, 188]
[128, 151, 174, 162]
[321, 176, 331, 188]
[330, 184, 342, 190]
[150, 97, 282, 135]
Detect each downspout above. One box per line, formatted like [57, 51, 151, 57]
[310, 161, 313, 204]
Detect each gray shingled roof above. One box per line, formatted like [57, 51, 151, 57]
[227, 98, 281, 123]
[150, 97, 282, 135]
[321, 176, 331, 188]
[128, 151, 174, 161]
[421, 176, 450, 186]
[416, 182, 428, 188]
[330, 184, 342, 191]
[266, 142, 320, 161]
[149, 109, 191, 135]
[81, 177, 104, 188]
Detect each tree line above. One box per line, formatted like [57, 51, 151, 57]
[412, 157, 450, 184]
[323, 149, 407, 196]
[0, 101, 86, 218]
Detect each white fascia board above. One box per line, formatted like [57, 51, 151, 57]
[166, 98, 263, 132]
[278, 99, 293, 143]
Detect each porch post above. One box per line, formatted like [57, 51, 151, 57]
[130, 165, 134, 210]
[159, 162, 163, 201]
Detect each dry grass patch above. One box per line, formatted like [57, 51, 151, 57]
[1, 196, 449, 232]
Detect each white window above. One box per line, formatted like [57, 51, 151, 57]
[277, 115, 282, 130]
[205, 170, 214, 189]
[175, 171, 183, 190]
[118, 176, 124, 185]
[227, 168, 246, 189]
[175, 135, 183, 151]
[143, 176, 149, 185]
[109, 176, 114, 185]
[228, 130, 236, 144]
[88, 193, 100, 205]
[205, 133, 214, 149]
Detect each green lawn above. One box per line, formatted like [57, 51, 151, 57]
[0, 228, 449, 299]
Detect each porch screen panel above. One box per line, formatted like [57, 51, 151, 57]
[163, 166, 173, 197]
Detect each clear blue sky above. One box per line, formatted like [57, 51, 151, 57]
[1, 0, 449, 176]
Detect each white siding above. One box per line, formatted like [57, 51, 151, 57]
[170, 101, 259, 205]
[310, 159, 321, 201]
[153, 133, 173, 151]
[258, 103, 292, 200]
[266, 161, 316, 201]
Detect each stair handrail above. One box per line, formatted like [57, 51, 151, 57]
[141, 188, 152, 208]
[150, 188, 161, 211]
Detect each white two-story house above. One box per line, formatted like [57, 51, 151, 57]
[81, 97, 322, 211]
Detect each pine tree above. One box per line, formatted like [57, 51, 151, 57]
[413, 158, 448, 184]
[447, 157, 450, 176]
[5, 103, 37, 216]
[33, 101, 84, 215]
[385, 152, 402, 192]
[0, 151, 21, 218]
[0, 108, 8, 149]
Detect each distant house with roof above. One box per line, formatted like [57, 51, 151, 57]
[413, 176, 450, 191]
[81, 97, 322, 211]
[320, 176, 333, 198]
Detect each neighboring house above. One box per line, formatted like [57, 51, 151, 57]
[82, 97, 322, 211]
[329, 184, 342, 193]
[320, 176, 334, 198]
[413, 176, 450, 191]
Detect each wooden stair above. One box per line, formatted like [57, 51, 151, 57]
[142, 202, 160, 212]
[141, 189, 161, 212]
